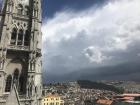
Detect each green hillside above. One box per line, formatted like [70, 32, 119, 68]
[77, 80, 124, 93]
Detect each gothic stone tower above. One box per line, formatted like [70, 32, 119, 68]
[0, 0, 42, 105]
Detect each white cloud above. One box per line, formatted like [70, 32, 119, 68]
[42, 0, 140, 64]
[83, 46, 111, 64]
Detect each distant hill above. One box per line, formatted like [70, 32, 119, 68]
[77, 80, 124, 93]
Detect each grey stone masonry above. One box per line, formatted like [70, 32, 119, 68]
[0, 0, 42, 105]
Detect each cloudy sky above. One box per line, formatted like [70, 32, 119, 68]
[1, 0, 140, 83]
[42, 0, 140, 83]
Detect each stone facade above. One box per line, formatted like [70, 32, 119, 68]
[0, 0, 42, 105]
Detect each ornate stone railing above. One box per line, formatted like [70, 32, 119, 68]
[12, 13, 29, 20]
[8, 45, 30, 52]
[0, 94, 8, 100]
[19, 95, 26, 99]
[0, 94, 32, 104]
[0, 95, 8, 104]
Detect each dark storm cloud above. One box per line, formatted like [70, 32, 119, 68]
[42, 0, 140, 83]
[44, 60, 140, 83]
[42, 0, 107, 19]
[0, 0, 3, 9]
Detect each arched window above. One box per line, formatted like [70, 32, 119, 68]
[13, 69, 19, 88]
[24, 30, 30, 46]
[5, 75, 12, 92]
[11, 28, 17, 45]
[25, 6, 29, 16]
[17, 4, 23, 15]
[19, 75, 24, 93]
[13, 69, 19, 82]
[18, 29, 24, 45]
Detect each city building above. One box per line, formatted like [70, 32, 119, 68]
[0, 0, 42, 105]
[114, 93, 140, 103]
[42, 93, 64, 105]
[96, 99, 113, 105]
[42, 81, 118, 105]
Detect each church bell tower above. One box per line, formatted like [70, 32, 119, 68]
[0, 0, 42, 105]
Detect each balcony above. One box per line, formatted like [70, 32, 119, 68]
[8, 45, 30, 52]
[12, 13, 29, 21]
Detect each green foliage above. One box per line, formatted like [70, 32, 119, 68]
[77, 80, 124, 93]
